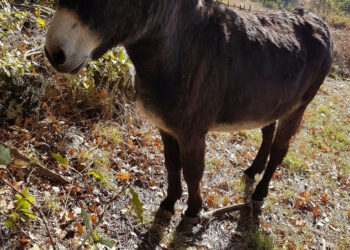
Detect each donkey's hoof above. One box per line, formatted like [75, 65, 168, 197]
[176, 214, 200, 236]
[154, 208, 173, 225]
[242, 173, 255, 184]
[248, 199, 264, 227]
[251, 200, 264, 209]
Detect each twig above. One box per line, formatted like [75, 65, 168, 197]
[25, 49, 44, 58]
[77, 185, 130, 249]
[0, 141, 69, 185]
[201, 203, 248, 220]
[0, 178, 57, 250]
[11, 3, 55, 15]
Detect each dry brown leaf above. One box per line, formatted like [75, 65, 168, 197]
[88, 204, 97, 213]
[76, 223, 83, 235]
[116, 172, 131, 181]
[273, 172, 280, 179]
[321, 194, 328, 203]
[223, 196, 230, 206]
[20, 238, 30, 243]
[91, 215, 97, 225]
[321, 147, 330, 153]
[68, 211, 74, 220]
[295, 199, 305, 208]
[207, 195, 215, 208]
[72, 238, 77, 245]
[60, 212, 66, 223]
[69, 148, 76, 156]
[299, 192, 311, 199]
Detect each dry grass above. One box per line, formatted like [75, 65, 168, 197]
[331, 28, 350, 78]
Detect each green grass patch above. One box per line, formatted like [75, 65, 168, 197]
[244, 230, 276, 250]
[283, 151, 305, 171]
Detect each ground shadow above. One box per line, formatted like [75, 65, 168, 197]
[225, 174, 262, 249]
[137, 208, 172, 250]
[138, 175, 263, 249]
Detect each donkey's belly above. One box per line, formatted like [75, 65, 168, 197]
[136, 98, 178, 138]
[211, 120, 270, 132]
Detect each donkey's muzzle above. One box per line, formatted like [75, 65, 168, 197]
[45, 46, 67, 69]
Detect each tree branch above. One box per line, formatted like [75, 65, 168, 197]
[0, 141, 69, 185]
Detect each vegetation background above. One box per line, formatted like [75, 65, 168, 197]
[0, 0, 349, 249]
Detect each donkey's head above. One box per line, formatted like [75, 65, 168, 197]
[45, 0, 139, 74]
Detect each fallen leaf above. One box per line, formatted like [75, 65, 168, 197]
[91, 215, 97, 225]
[69, 148, 76, 156]
[20, 238, 30, 243]
[207, 195, 215, 208]
[321, 194, 327, 203]
[72, 238, 77, 245]
[60, 213, 66, 223]
[88, 204, 97, 213]
[68, 211, 74, 220]
[76, 223, 83, 235]
[299, 192, 309, 199]
[313, 206, 319, 216]
[295, 199, 305, 208]
[223, 196, 230, 205]
[321, 147, 329, 153]
[116, 172, 131, 181]
[273, 172, 280, 178]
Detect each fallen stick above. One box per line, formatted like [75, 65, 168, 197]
[201, 203, 248, 220]
[0, 142, 69, 185]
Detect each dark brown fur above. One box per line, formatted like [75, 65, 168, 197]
[48, 0, 333, 222]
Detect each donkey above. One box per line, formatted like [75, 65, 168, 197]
[45, 0, 332, 233]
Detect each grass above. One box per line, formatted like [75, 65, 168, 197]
[283, 151, 306, 171]
[244, 230, 275, 250]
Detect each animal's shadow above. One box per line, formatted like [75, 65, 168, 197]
[137, 208, 172, 250]
[137, 175, 263, 249]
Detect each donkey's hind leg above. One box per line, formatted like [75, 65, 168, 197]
[244, 122, 277, 179]
[252, 106, 306, 201]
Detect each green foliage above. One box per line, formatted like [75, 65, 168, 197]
[130, 188, 144, 224]
[81, 208, 114, 249]
[0, 8, 35, 76]
[51, 152, 68, 166]
[68, 47, 133, 91]
[1, 0, 134, 100]
[5, 188, 36, 228]
[0, 144, 11, 165]
[251, 0, 296, 9]
[82, 149, 114, 188]
[283, 151, 305, 171]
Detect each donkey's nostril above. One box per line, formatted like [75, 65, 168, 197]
[45, 47, 67, 67]
[52, 48, 67, 66]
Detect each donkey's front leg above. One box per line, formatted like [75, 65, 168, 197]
[155, 130, 182, 223]
[176, 135, 206, 234]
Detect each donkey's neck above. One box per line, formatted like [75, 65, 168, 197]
[125, 0, 209, 82]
